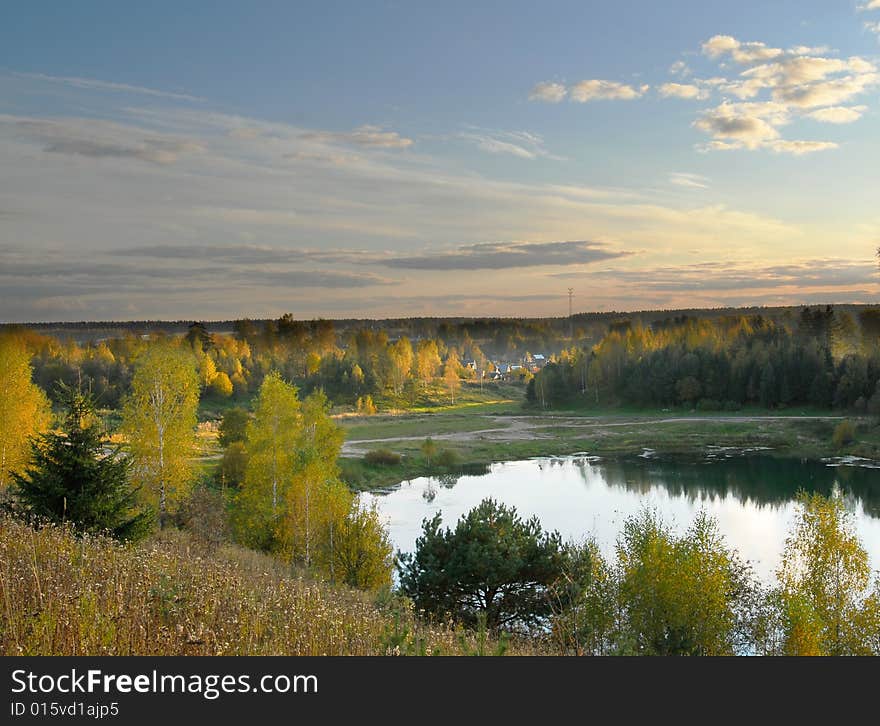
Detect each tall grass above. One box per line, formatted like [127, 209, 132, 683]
[0, 516, 531, 656]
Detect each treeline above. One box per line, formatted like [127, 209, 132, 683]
[12, 315, 537, 411]
[400, 494, 880, 655]
[528, 307, 880, 411]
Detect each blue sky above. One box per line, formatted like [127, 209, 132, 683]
[2, 0, 880, 321]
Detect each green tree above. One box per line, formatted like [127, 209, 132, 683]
[421, 437, 437, 466]
[397, 498, 569, 631]
[121, 343, 199, 528]
[218, 407, 250, 448]
[12, 388, 151, 541]
[320, 500, 393, 591]
[278, 389, 345, 567]
[233, 372, 301, 549]
[615, 510, 755, 655]
[219, 441, 249, 489]
[774, 492, 879, 655]
[0, 334, 52, 489]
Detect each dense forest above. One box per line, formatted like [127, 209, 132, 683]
[528, 307, 880, 412]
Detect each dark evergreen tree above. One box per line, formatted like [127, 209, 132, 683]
[397, 498, 571, 630]
[11, 387, 152, 541]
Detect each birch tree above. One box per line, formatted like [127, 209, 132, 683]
[234, 371, 300, 550]
[0, 334, 51, 489]
[122, 343, 199, 527]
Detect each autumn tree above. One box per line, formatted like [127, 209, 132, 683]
[384, 337, 414, 395]
[233, 371, 301, 550]
[121, 343, 199, 528]
[415, 339, 442, 388]
[320, 499, 393, 591]
[773, 492, 880, 655]
[443, 358, 460, 404]
[615, 510, 756, 655]
[234, 376, 392, 588]
[0, 333, 52, 489]
[277, 389, 345, 567]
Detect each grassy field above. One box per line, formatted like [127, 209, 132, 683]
[0, 516, 536, 656]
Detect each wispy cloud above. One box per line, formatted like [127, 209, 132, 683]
[299, 124, 413, 149]
[669, 60, 692, 78]
[669, 172, 710, 189]
[383, 240, 631, 270]
[1, 114, 205, 164]
[458, 128, 563, 160]
[12, 71, 204, 102]
[806, 105, 867, 123]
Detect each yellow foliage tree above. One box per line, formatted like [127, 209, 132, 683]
[121, 343, 199, 527]
[234, 372, 301, 550]
[776, 492, 879, 655]
[0, 334, 51, 489]
[277, 390, 345, 567]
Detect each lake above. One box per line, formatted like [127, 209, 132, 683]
[363, 454, 880, 583]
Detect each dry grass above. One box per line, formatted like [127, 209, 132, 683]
[0, 516, 537, 656]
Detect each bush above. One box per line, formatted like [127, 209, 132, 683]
[696, 399, 722, 411]
[832, 420, 856, 448]
[364, 449, 401, 466]
[436, 447, 460, 467]
[724, 400, 743, 412]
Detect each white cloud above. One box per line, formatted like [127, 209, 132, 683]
[669, 172, 710, 189]
[529, 81, 567, 102]
[774, 71, 879, 108]
[691, 33, 878, 153]
[866, 21, 880, 37]
[459, 129, 560, 160]
[701, 35, 783, 64]
[806, 105, 867, 123]
[767, 139, 839, 155]
[658, 83, 709, 100]
[299, 125, 413, 149]
[669, 60, 692, 77]
[694, 103, 782, 149]
[859, 1, 880, 10]
[570, 80, 649, 102]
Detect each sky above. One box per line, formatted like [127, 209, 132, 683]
[2, 0, 880, 322]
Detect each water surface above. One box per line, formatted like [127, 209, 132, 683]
[364, 455, 880, 583]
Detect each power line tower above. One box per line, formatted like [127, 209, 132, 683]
[568, 288, 574, 339]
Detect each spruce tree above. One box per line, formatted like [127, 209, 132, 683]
[11, 387, 152, 541]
